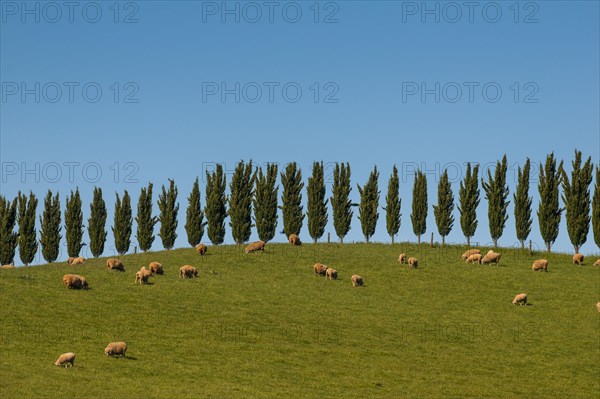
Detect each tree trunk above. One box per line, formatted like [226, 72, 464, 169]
[391, 235, 395, 244]
[442, 236, 445, 247]
[493, 239, 498, 248]
[417, 235, 421, 245]
[546, 242, 551, 253]
[521, 240, 525, 250]
[366, 236, 369, 244]
[430, 232, 434, 248]
[574, 245, 580, 253]
[340, 236, 344, 244]
[466, 236, 470, 247]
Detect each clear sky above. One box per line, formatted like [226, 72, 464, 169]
[1, 1, 599, 265]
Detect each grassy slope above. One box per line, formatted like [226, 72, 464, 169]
[0, 243, 599, 398]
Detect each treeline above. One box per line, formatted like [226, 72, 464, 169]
[1, 151, 599, 265]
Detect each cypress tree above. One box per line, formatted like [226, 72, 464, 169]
[158, 179, 179, 250]
[280, 162, 305, 237]
[205, 164, 228, 245]
[185, 178, 206, 247]
[592, 166, 600, 251]
[537, 152, 564, 253]
[88, 187, 107, 257]
[113, 191, 132, 255]
[18, 192, 38, 266]
[410, 171, 428, 245]
[253, 163, 279, 243]
[384, 165, 401, 244]
[0, 196, 19, 265]
[330, 163, 353, 243]
[513, 159, 533, 249]
[136, 183, 157, 252]
[39, 191, 61, 263]
[65, 188, 84, 257]
[482, 155, 510, 247]
[229, 161, 256, 244]
[458, 163, 480, 247]
[433, 169, 454, 246]
[307, 161, 328, 243]
[560, 150, 593, 253]
[357, 166, 380, 243]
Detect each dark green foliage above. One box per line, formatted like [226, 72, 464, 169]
[0, 196, 19, 265]
[513, 159, 533, 249]
[560, 150, 593, 253]
[158, 179, 179, 250]
[17, 192, 38, 266]
[592, 166, 600, 250]
[65, 188, 84, 258]
[384, 166, 401, 244]
[185, 178, 206, 247]
[330, 163, 353, 243]
[280, 162, 305, 237]
[39, 191, 61, 263]
[482, 155, 510, 247]
[229, 161, 256, 244]
[205, 165, 228, 245]
[113, 191, 133, 255]
[537, 152, 564, 253]
[410, 171, 428, 245]
[136, 183, 157, 252]
[253, 163, 279, 243]
[88, 187, 107, 258]
[307, 161, 328, 243]
[357, 166, 380, 243]
[433, 169, 454, 246]
[458, 163, 480, 246]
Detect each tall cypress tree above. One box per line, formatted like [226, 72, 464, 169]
[18, 192, 38, 266]
[560, 150, 593, 253]
[253, 163, 279, 243]
[307, 161, 328, 243]
[433, 169, 454, 246]
[88, 187, 107, 257]
[280, 162, 305, 237]
[185, 178, 206, 247]
[458, 163, 480, 247]
[410, 171, 428, 245]
[513, 159, 533, 249]
[40, 191, 61, 263]
[158, 179, 179, 250]
[482, 155, 510, 247]
[384, 165, 401, 244]
[229, 161, 256, 244]
[113, 191, 132, 255]
[0, 196, 19, 265]
[330, 163, 353, 243]
[136, 183, 157, 252]
[357, 166, 380, 243]
[205, 164, 228, 245]
[592, 166, 600, 251]
[537, 152, 564, 253]
[65, 188, 84, 257]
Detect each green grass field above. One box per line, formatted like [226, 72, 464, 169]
[1, 243, 599, 398]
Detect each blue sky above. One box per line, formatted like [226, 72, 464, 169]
[1, 1, 599, 264]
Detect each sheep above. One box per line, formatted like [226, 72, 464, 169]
[104, 342, 127, 357]
[70, 257, 85, 266]
[512, 293, 528, 305]
[532, 259, 548, 272]
[408, 257, 418, 269]
[66, 257, 75, 265]
[466, 254, 482, 264]
[63, 274, 89, 290]
[351, 274, 363, 287]
[326, 268, 337, 280]
[461, 249, 480, 260]
[134, 267, 152, 284]
[480, 251, 501, 265]
[597, 302, 600, 313]
[572, 253, 584, 265]
[195, 243, 207, 256]
[245, 240, 266, 253]
[594, 259, 600, 267]
[54, 352, 75, 368]
[1, 264, 15, 270]
[149, 262, 164, 275]
[179, 265, 199, 279]
[288, 234, 301, 246]
[398, 253, 406, 264]
[106, 258, 125, 272]
[313, 263, 328, 276]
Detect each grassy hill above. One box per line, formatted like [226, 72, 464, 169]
[1, 243, 599, 398]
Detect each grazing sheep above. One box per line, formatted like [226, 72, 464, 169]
[594, 259, 600, 267]
[134, 267, 152, 284]
[104, 342, 127, 357]
[351, 274, 363, 287]
[196, 243, 207, 256]
[480, 252, 501, 265]
[313, 263, 328, 276]
[532, 259, 548, 272]
[597, 302, 600, 313]
[288, 234, 301, 246]
[573, 253, 584, 265]
[245, 240, 266, 253]
[54, 352, 75, 368]
[149, 262, 164, 275]
[1, 264, 15, 270]
[408, 257, 418, 269]
[63, 274, 89, 290]
[70, 257, 85, 266]
[465, 254, 482, 264]
[461, 249, 480, 260]
[106, 258, 125, 272]
[179, 265, 199, 279]
[398, 253, 406, 264]
[66, 257, 75, 265]
[512, 293, 528, 305]
[326, 268, 337, 280]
